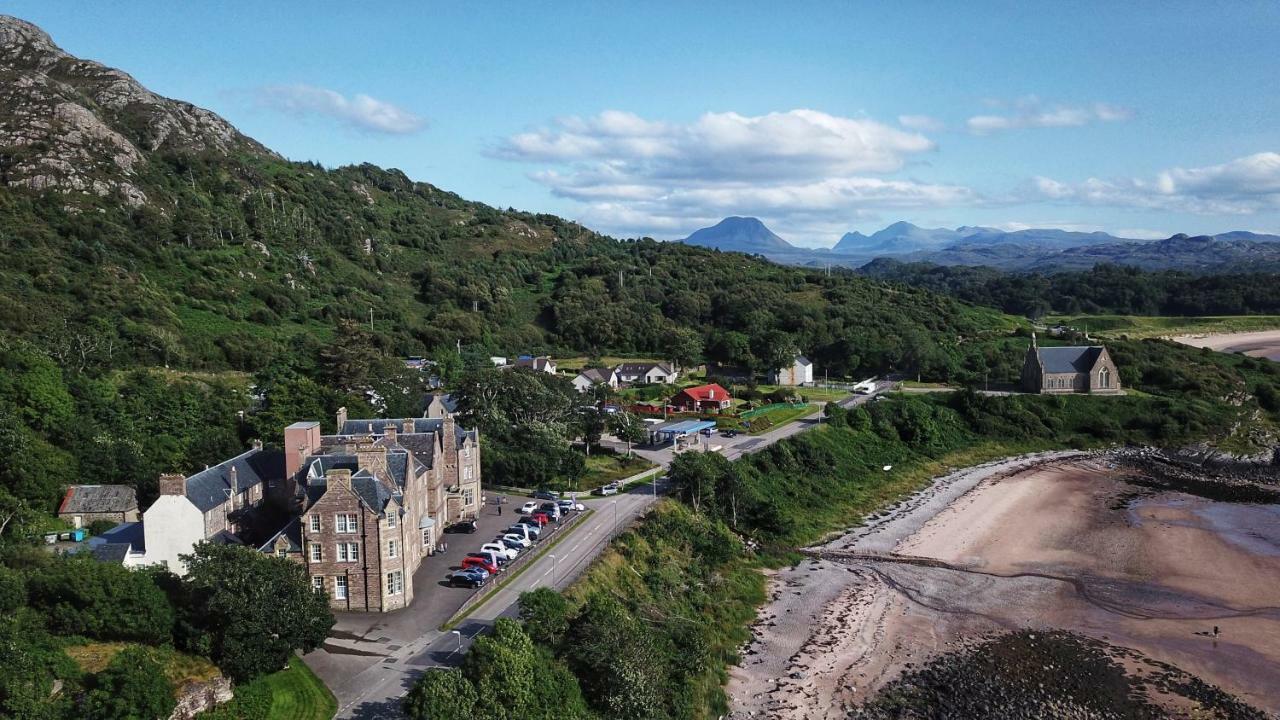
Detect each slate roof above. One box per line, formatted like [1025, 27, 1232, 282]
[1034, 346, 1104, 374]
[92, 543, 134, 564]
[576, 367, 615, 384]
[351, 470, 395, 514]
[616, 362, 675, 377]
[335, 417, 478, 444]
[84, 521, 145, 564]
[58, 485, 138, 515]
[259, 517, 303, 553]
[426, 393, 458, 415]
[183, 449, 284, 513]
[794, 356, 812, 367]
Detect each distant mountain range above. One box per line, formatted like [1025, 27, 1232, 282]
[678, 217, 1280, 273]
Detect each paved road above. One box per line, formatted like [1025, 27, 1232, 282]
[314, 384, 891, 718]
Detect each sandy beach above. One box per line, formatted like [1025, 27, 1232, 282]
[726, 452, 1280, 718]
[1173, 329, 1280, 361]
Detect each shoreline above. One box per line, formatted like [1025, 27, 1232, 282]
[727, 449, 1280, 719]
[1172, 328, 1280, 361]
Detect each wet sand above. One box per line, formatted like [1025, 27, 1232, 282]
[1174, 329, 1280, 361]
[727, 453, 1280, 718]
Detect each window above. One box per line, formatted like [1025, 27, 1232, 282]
[387, 570, 403, 595]
[422, 528, 431, 547]
[464, 490, 474, 506]
[463, 466, 473, 481]
[311, 576, 324, 593]
[309, 543, 322, 562]
[462, 447, 471, 460]
[1099, 367, 1111, 388]
[388, 539, 397, 558]
[387, 513, 396, 529]
[276, 548, 287, 558]
[334, 576, 348, 600]
[335, 513, 358, 533]
[309, 515, 321, 533]
[336, 543, 360, 562]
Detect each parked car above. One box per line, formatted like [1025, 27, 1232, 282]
[460, 556, 498, 574]
[517, 501, 539, 515]
[722, 429, 739, 438]
[530, 512, 552, 526]
[700, 427, 716, 437]
[467, 550, 506, 568]
[500, 534, 531, 549]
[532, 489, 560, 501]
[445, 519, 478, 534]
[481, 542, 519, 561]
[517, 515, 546, 528]
[449, 569, 488, 588]
[557, 499, 584, 513]
[538, 503, 562, 520]
[507, 524, 540, 541]
[595, 483, 619, 496]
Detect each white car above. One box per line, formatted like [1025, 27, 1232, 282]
[517, 501, 539, 515]
[480, 543, 519, 561]
[501, 533, 531, 548]
[596, 483, 619, 496]
[506, 524, 540, 541]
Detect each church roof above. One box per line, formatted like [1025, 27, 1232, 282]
[1035, 346, 1104, 374]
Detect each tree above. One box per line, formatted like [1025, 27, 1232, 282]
[403, 668, 477, 720]
[80, 647, 175, 720]
[462, 618, 538, 720]
[608, 411, 647, 457]
[24, 555, 175, 644]
[663, 325, 703, 369]
[0, 609, 75, 720]
[180, 544, 334, 681]
[666, 451, 731, 515]
[564, 594, 667, 719]
[517, 587, 572, 647]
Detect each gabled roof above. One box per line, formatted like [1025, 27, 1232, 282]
[616, 362, 675, 376]
[58, 485, 138, 514]
[183, 449, 283, 513]
[677, 383, 731, 402]
[1034, 346, 1105, 374]
[576, 367, 616, 384]
[794, 356, 812, 367]
[259, 517, 302, 553]
[350, 470, 395, 515]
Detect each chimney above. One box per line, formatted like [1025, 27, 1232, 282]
[709, 388, 715, 400]
[356, 443, 388, 474]
[284, 422, 322, 479]
[250, 439, 263, 451]
[159, 473, 187, 497]
[326, 468, 352, 490]
[384, 425, 398, 442]
[336, 406, 348, 432]
[402, 417, 414, 434]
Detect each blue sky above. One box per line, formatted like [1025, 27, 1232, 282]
[10, 2, 1280, 246]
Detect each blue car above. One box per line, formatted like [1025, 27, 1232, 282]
[449, 568, 489, 588]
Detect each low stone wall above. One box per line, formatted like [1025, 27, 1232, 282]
[169, 676, 233, 719]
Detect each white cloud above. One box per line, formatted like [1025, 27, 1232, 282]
[898, 114, 945, 132]
[967, 100, 1132, 135]
[494, 109, 977, 243]
[1031, 152, 1280, 215]
[254, 84, 426, 134]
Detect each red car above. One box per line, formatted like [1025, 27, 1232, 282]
[529, 512, 550, 526]
[461, 556, 498, 575]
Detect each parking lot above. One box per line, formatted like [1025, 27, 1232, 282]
[305, 490, 587, 712]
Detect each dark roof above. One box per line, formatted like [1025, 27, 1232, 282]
[351, 471, 394, 514]
[335, 417, 477, 444]
[259, 517, 303, 553]
[58, 485, 138, 514]
[426, 393, 458, 415]
[1034, 346, 1105, 374]
[183, 449, 284, 513]
[91, 543, 133, 564]
[577, 367, 615, 383]
[794, 356, 812, 366]
[616, 362, 674, 376]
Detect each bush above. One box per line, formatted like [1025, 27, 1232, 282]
[24, 556, 174, 644]
[79, 647, 175, 720]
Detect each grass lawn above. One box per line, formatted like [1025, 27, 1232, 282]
[261, 659, 336, 720]
[580, 453, 658, 488]
[745, 403, 815, 435]
[1045, 314, 1280, 339]
[753, 384, 851, 403]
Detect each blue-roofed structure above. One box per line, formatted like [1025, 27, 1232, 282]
[649, 419, 717, 445]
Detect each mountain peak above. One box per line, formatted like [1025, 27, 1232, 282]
[680, 216, 793, 253]
[0, 15, 274, 208]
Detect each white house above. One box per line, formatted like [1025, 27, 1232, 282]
[572, 367, 619, 393]
[770, 356, 814, 386]
[615, 362, 678, 385]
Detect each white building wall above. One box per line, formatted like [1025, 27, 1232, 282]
[140, 496, 206, 576]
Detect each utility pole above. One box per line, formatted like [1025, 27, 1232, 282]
[369, 308, 374, 332]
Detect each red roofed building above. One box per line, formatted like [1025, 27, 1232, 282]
[671, 383, 733, 413]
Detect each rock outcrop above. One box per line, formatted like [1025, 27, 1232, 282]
[0, 14, 273, 207]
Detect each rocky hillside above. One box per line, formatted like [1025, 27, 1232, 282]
[0, 15, 275, 208]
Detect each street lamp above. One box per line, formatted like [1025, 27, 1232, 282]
[548, 553, 558, 586]
[611, 500, 618, 538]
[450, 630, 462, 654]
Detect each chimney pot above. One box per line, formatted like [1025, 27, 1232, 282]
[159, 473, 187, 496]
[336, 406, 348, 431]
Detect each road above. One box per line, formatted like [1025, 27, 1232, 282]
[312, 384, 891, 718]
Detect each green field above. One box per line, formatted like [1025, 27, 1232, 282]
[744, 403, 816, 434]
[580, 453, 658, 488]
[552, 356, 666, 372]
[262, 659, 336, 720]
[1047, 314, 1280, 339]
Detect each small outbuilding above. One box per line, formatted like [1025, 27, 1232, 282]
[57, 485, 140, 527]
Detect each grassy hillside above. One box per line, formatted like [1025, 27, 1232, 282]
[1047, 314, 1280, 339]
